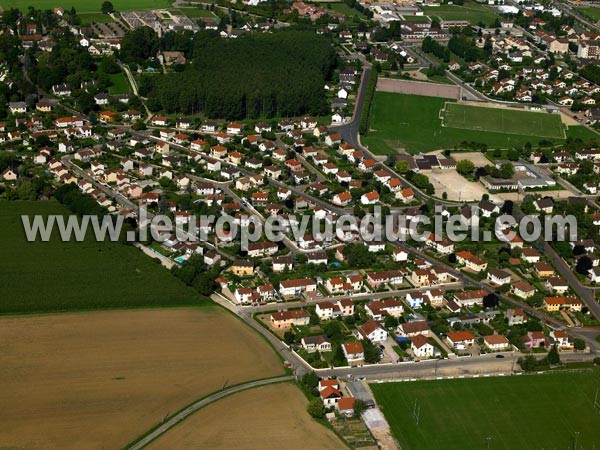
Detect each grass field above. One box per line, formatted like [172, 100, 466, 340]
[0, 200, 202, 313]
[326, 1, 365, 18]
[79, 12, 114, 24]
[174, 6, 216, 17]
[108, 71, 131, 94]
[0, 0, 171, 12]
[363, 92, 597, 154]
[422, 0, 499, 26]
[147, 382, 347, 450]
[442, 102, 566, 139]
[579, 7, 600, 21]
[371, 371, 600, 450]
[0, 307, 284, 450]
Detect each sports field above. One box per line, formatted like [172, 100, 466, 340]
[148, 383, 347, 450]
[579, 7, 600, 21]
[0, 200, 202, 313]
[0, 308, 283, 450]
[0, 0, 171, 12]
[442, 102, 566, 139]
[422, 0, 498, 26]
[371, 371, 600, 450]
[363, 92, 597, 154]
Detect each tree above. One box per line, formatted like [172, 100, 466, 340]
[573, 338, 586, 351]
[353, 399, 367, 414]
[576, 256, 593, 275]
[362, 339, 382, 364]
[483, 293, 499, 308]
[384, 315, 399, 329]
[101, 1, 114, 13]
[307, 398, 325, 418]
[456, 160, 475, 176]
[547, 345, 561, 365]
[284, 330, 296, 345]
[323, 320, 343, 341]
[395, 159, 410, 174]
[499, 162, 514, 179]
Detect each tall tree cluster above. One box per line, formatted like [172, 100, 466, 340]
[144, 30, 336, 119]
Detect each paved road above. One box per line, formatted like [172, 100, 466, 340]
[127, 375, 294, 450]
[211, 293, 313, 376]
[543, 241, 600, 321]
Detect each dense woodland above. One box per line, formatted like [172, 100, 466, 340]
[139, 30, 337, 119]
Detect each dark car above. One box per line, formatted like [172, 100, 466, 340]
[496, 354, 505, 358]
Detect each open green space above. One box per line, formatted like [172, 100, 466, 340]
[325, 2, 365, 18]
[362, 92, 597, 154]
[442, 102, 565, 139]
[108, 71, 131, 94]
[579, 7, 600, 21]
[371, 371, 600, 450]
[422, 0, 499, 26]
[0, 200, 204, 314]
[79, 12, 114, 24]
[0, 0, 172, 12]
[173, 7, 216, 18]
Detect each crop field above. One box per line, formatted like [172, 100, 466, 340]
[371, 371, 600, 450]
[422, 0, 499, 26]
[362, 92, 597, 154]
[0, 307, 283, 450]
[0, 200, 202, 313]
[442, 102, 566, 139]
[0, 0, 171, 12]
[148, 382, 347, 450]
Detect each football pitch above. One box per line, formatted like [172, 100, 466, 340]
[442, 102, 566, 139]
[362, 92, 597, 154]
[371, 370, 600, 450]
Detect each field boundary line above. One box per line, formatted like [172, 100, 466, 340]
[125, 375, 295, 450]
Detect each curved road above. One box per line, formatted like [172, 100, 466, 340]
[127, 375, 294, 450]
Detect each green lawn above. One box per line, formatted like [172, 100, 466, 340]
[362, 92, 596, 154]
[422, 0, 499, 26]
[371, 371, 600, 450]
[79, 12, 114, 25]
[325, 2, 365, 18]
[442, 102, 565, 139]
[0, 200, 205, 314]
[108, 71, 131, 94]
[0, 0, 172, 12]
[579, 7, 600, 21]
[174, 7, 216, 18]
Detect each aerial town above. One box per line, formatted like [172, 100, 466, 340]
[2, 0, 600, 448]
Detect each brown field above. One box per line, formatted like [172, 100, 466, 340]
[147, 382, 348, 450]
[377, 77, 460, 99]
[0, 307, 283, 450]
